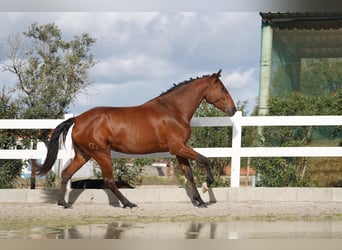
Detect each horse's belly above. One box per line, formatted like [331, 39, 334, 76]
[109, 133, 168, 154]
[110, 143, 168, 154]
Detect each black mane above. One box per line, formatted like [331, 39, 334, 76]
[159, 74, 212, 96]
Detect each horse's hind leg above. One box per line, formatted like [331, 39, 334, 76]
[58, 149, 89, 208]
[176, 156, 207, 207]
[92, 151, 137, 208]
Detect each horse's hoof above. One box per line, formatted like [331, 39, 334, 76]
[201, 182, 208, 193]
[58, 201, 71, 209]
[198, 202, 208, 208]
[123, 203, 138, 209]
[57, 200, 66, 206]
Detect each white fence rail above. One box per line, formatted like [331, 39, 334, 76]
[0, 111, 341, 187]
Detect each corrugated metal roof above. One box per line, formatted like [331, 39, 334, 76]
[260, 12, 342, 29]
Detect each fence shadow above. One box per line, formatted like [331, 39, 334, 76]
[39, 179, 132, 207]
[39, 180, 216, 207]
[64, 179, 134, 207]
[40, 189, 59, 204]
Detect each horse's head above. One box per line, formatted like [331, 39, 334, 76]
[204, 69, 237, 116]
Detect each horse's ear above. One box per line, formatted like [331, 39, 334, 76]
[217, 69, 222, 77]
[213, 69, 222, 82]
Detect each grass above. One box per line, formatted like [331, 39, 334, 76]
[307, 157, 342, 187]
[140, 176, 179, 186]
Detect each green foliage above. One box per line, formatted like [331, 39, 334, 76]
[0, 160, 22, 188]
[190, 101, 232, 147]
[267, 91, 342, 144]
[269, 91, 342, 116]
[191, 161, 230, 188]
[2, 22, 96, 143]
[0, 89, 22, 188]
[0, 22, 96, 188]
[93, 158, 148, 187]
[112, 159, 145, 187]
[43, 171, 57, 189]
[253, 158, 310, 187]
[253, 158, 296, 187]
[254, 90, 342, 187]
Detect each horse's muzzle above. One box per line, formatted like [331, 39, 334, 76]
[227, 106, 237, 116]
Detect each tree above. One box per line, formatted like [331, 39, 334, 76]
[254, 90, 342, 187]
[2, 23, 96, 120]
[0, 89, 22, 188]
[1, 23, 96, 188]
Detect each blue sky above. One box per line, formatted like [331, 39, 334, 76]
[0, 12, 261, 115]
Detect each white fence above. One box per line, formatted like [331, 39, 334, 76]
[0, 111, 341, 187]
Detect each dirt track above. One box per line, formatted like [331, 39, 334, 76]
[1, 200, 342, 228]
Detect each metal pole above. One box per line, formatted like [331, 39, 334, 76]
[258, 24, 273, 116]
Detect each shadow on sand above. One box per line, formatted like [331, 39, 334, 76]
[40, 179, 217, 208]
[40, 179, 132, 207]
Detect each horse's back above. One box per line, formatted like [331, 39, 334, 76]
[72, 105, 171, 154]
[75, 105, 163, 124]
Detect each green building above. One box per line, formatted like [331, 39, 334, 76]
[258, 12, 342, 115]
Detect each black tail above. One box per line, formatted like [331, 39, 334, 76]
[36, 117, 75, 176]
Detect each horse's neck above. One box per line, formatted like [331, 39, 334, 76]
[158, 79, 209, 122]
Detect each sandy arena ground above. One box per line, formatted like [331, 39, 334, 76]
[1, 201, 342, 227]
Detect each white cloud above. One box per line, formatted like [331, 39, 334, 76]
[224, 68, 258, 89]
[222, 68, 259, 114]
[91, 53, 177, 83]
[55, 12, 159, 43]
[70, 80, 164, 115]
[0, 12, 262, 115]
[0, 70, 17, 89]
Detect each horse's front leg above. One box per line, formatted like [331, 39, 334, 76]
[173, 145, 214, 193]
[176, 156, 207, 207]
[198, 157, 214, 193]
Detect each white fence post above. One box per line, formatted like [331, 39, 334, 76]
[230, 111, 242, 187]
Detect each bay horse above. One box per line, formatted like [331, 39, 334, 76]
[36, 70, 236, 208]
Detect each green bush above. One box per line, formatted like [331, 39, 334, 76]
[92, 158, 146, 187]
[254, 91, 341, 187]
[0, 160, 22, 188]
[253, 158, 302, 187]
[112, 159, 144, 187]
